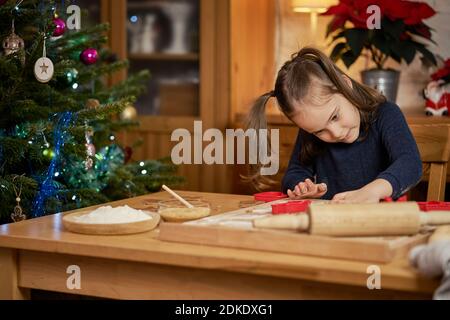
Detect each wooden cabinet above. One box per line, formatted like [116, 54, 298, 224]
[126, 0, 200, 116]
[100, 0, 231, 193]
[96, 0, 277, 194]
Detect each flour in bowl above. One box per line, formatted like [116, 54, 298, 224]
[72, 205, 152, 224]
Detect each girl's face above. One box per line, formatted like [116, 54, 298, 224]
[290, 91, 361, 144]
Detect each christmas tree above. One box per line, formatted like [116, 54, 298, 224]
[0, 0, 184, 224]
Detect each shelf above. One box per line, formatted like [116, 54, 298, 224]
[128, 53, 199, 61]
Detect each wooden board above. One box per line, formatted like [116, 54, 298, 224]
[63, 209, 160, 235]
[158, 200, 430, 263]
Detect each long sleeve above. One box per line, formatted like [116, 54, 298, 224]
[376, 103, 423, 199]
[281, 130, 315, 194]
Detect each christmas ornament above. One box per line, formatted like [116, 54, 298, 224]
[423, 60, 450, 116]
[34, 37, 54, 83]
[52, 17, 66, 37]
[120, 104, 138, 120]
[424, 81, 450, 116]
[43, 148, 55, 159]
[80, 48, 98, 65]
[11, 175, 26, 222]
[65, 68, 78, 85]
[55, 68, 78, 89]
[85, 98, 100, 109]
[84, 125, 95, 170]
[3, 19, 25, 64]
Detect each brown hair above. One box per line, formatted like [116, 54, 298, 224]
[244, 47, 386, 190]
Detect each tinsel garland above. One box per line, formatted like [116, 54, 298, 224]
[32, 111, 76, 217]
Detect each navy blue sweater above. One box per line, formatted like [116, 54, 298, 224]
[281, 101, 423, 200]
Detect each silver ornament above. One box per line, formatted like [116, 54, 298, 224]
[3, 20, 25, 64]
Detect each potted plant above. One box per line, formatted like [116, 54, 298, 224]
[323, 0, 437, 102]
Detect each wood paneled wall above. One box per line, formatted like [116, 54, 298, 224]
[230, 0, 277, 119]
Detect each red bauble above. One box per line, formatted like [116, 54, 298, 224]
[80, 48, 98, 65]
[52, 17, 66, 37]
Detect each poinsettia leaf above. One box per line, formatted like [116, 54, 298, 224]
[390, 42, 403, 61]
[341, 49, 358, 68]
[382, 18, 404, 41]
[407, 26, 437, 45]
[330, 42, 347, 61]
[344, 28, 367, 57]
[390, 51, 402, 64]
[372, 31, 390, 55]
[413, 41, 437, 66]
[397, 41, 416, 64]
[331, 30, 346, 42]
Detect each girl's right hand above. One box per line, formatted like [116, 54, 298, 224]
[287, 179, 327, 199]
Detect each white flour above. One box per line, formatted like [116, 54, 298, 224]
[73, 205, 152, 224]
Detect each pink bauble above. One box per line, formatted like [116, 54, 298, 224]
[80, 48, 98, 65]
[53, 17, 66, 37]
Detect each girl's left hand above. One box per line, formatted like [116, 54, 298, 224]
[331, 179, 393, 204]
[331, 188, 380, 204]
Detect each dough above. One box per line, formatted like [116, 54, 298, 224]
[159, 207, 211, 222]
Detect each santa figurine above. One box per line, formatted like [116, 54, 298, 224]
[424, 59, 450, 116]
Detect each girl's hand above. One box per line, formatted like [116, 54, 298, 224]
[331, 188, 381, 204]
[287, 179, 327, 200]
[331, 179, 393, 204]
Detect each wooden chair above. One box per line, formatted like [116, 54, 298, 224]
[409, 124, 450, 201]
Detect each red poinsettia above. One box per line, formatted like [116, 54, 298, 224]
[323, 0, 437, 69]
[324, 0, 435, 34]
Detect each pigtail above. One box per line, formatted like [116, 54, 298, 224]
[241, 91, 279, 191]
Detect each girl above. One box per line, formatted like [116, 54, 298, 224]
[246, 47, 422, 203]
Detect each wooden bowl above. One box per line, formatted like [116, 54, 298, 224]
[62, 209, 160, 235]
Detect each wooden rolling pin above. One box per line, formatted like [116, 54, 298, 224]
[253, 202, 450, 237]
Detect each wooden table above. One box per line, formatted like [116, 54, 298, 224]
[0, 191, 440, 300]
